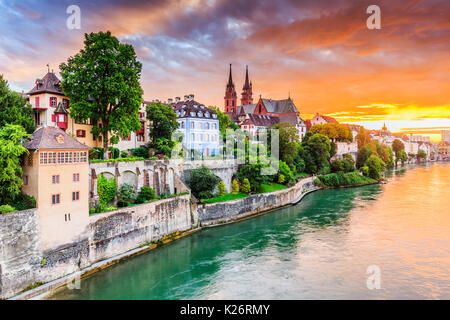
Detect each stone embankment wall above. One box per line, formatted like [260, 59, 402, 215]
[197, 177, 317, 225]
[0, 194, 194, 299]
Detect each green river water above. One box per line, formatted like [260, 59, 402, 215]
[52, 163, 450, 299]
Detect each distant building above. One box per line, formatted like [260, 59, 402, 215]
[310, 113, 338, 126]
[224, 65, 307, 140]
[442, 130, 450, 143]
[22, 126, 91, 250]
[169, 94, 221, 158]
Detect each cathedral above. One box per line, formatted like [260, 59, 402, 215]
[224, 64, 307, 140]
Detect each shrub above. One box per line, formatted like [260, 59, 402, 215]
[187, 165, 220, 199]
[364, 154, 386, 180]
[318, 171, 375, 187]
[9, 193, 36, 211]
[108, 147, 120, 159]
[89, 147, 104, 160]
[217, 180, 226, 197]
[342, 153, 355, 172]
[241, 178, 251, 193]
[278, 160, 293, 184]
[130, 147, 149, 158]
[231, 179, 240, 194]
[0, 204, 15, 214]
[278, 174, 285, 184]
[135, 186, 157, 204]
[117, 184, 136, 207]
[97, 175, 117, 206]
[330, 159, 345, 173]
[120, 150, 129, 158]
[237, 164, 272, 191]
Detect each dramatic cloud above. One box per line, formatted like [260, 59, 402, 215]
[1, 0, 449, 140]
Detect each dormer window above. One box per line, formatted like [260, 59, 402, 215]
[190, 111, 196, 117]
[212, 114, 217, 119]
[205, 112, 210, 118]
[198, 112, 203, 117]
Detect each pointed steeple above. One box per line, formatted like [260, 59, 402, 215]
[228, 63, 233, 86]
[243, 65, 250, 90]
[225, 63, 237, 113]
[241, 65, 253, 105]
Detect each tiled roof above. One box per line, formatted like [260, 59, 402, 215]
[321, 115, 338, 123]
[24, 126, 91, 150]
[27, 72, 65, 96]
[261, 98, 298, 114]
[171, 100, 218, 119]
[244, 114, 279, 127]
[237, 104, 256, 115]
[226, 112, 239, 122]
[278, 114, 305, 126]
[55, 102, 69, 114]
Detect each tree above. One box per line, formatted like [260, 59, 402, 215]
[0, 76, 36, 134]
[237, 163, 271, 191]
[209, 106, 238, 135]
[271, 122, 299, 168]
[241, 178, 251, 193]
[231, 179, 240, 194]
[97, 174, 117, 206]
[330, 159, 345, 173]
[356, 145, 374, 169]
[0, 124, 30, 204]
[117, 184, 136, 207]
[217, 180, 226, 197]
[417, 150, 427, 162]
[392, 139, 405, 166]
[364, 154, 386, 180]
[146, 102, 179, 145]
[187, 166, 220, 199]
[342, 153, 355, 172]
[278, 160, 293, 183]
[299, 133, 331, 174]
[309, 123, 353, 142]
[355, 127, 372, 150]
[59, 31, 143, 156]
[398, 150, 408, 165]
[135, 186, 157, 204]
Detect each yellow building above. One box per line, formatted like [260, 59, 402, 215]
[22, 127, 91, 250]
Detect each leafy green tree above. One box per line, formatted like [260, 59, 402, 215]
[417, 150, 427, 162]
[271, 122, 299, 168]
[398, 150, 408, 165]
[187, 166, 220, 199]
[97, 174, 117, 206]
[130, 147, 149, 158]
[330, 159, 345, 173]
[237, 163, 271, 191]
[364, 155, 386, 180]
[241, 178, 251, 193]
[217, 180, 227, 197]
[117, 184, 136, 207]
[0, 124, 30, 205]
[342, 153, 355, 172]
[0, 76, 36, 134]
[135, 186, 157, 204]
[299, 133, 331, 174]
[209, 106, 238, 135]
[356, 145, 374, 169]
[392, 139, 405, 166]
[59, 31, 143, 155]
[146, 102, 179, 146]
[231, 179, 240, 194]
[278, 160, 293, 183]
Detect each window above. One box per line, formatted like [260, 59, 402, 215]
[72, 191, 79, 201]
[48, 152, 56, 164]
[58, 114, 65, 122]
[73, 173, 80, 182]
[180, 121, 185, 129]
[65, 152, 72, 163]
[35, 97, 40, 107]
[52, 194, 60, 204]
[50, 97, 57, 107]
[73, 152, 80, 163]
[80, 152, 87, 163]
[63, 99, 69, 108]
[24, 175, 28, 185]
[191, 122, 195, 129]
[65, 214, 71, 222]
[52, 175, 60, 184]
[58, 152, 65, 164]
[191, 133, 195, 141]
[76, 130, 86, 138]
[39, 152, 48, 164]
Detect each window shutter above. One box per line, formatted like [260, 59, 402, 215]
[52, 114, 56, 122]
[35, 97, 39, 107]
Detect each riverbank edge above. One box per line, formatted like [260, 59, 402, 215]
[11, 178, 370, 300]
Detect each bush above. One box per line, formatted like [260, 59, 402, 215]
[364, 155, 386, 180]
[237, 164, 272, 191]
[120, 150, 129, 158]
[135, 186, 157, 204]
[0, 204, 15, 214]
[330, 159, 345, 173]
[278, 174, 285, 184]
[108, 147, 120, 159]
[231, 179, 240, 194]
[217, 180, 226, 197]
[187, 165, 220, 199]
[117, 184, 136, 207]
[342, 153, 355, 172]
[130, 147, 149, 159]
[278, 160, 293, 184]
[97, 175, 117, 206]
[318, 171, 375, 187]
[241, 178, 251, 193]
[8, 193, 36, 211]
[89, 147, 105, 160]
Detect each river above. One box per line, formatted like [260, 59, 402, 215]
[51, 163, 450, 299]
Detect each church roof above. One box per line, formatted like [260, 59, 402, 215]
[261, 98, 298, 114]
[27, 71, 65, 96]
[24, 126, 91, 150]
[278, 114, 304, 126]
[237, 104, 257, 115]
[244, 114, 279, 127]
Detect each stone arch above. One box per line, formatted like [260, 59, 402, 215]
[121, 170, 136, 188]
[100, 171, 114, 180]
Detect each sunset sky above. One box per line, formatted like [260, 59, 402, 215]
[1, 0, 449, 141]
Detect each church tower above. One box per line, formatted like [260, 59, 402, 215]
[240, 65, 253, 105]
[224, 64, 237, 113]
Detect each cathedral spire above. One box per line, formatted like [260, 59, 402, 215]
[243, 65, 250, 90]
[228, 63, 233, 86]
[225, 63, 237, 113]
[241, 65, 253, 105]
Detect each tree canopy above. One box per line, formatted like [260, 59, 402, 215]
[270, 122, 299, 168]
[59, 31, 143, 154]
[355, 127, 372, 150]
[0, 76, 36, 134]
[0, 124, 30, 205]
[299, 133, 331, 174]
[209, 106, 238, 135]
[309, 123, 353, 142]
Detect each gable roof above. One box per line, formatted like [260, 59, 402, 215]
[237, 104, 256, 115]
[278, 114, 305, 126]
[261, 98, 298, 114]
[243, 114, 279, 127]
[170, 100, 218, 119]
[27, 72, 65, 96]
[24, 126, 91, 150]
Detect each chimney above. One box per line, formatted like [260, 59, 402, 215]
[175, 97, 180, 103]
[184, 95, 189, 102]
[189, 94, 194, 101]
[168, 98, 173, 104]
